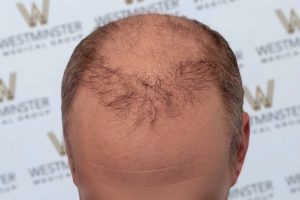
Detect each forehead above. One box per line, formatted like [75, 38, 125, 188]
[68, 86, 231, 187]
[82, 172, 229, 200]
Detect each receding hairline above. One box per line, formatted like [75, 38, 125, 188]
[63, 14, 225, 128]
[61, 13, 244, 170]
[69, 58, 220, 134]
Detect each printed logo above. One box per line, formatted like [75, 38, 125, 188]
[0, 73, 16, 103]
[48, 132, 66, 156]
[276, 9, 300, 34]
[255, 8, 300, 64]
[245, 80, 300, 135]
[229, 180, 274, 199]
[0, 0, 83, 57]
[244, 80, 274, 111]
[0, 172, 17, 194]
[285, 172, 300, 194]
[28, 160, 71, 186]
[0, 72, 51, 126]
[17, 0, 49, 27]
[193, 0, 239, 11]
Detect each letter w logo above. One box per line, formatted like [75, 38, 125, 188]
[244, 80, 274, 111]
[0, 73, 16, 103]
[48, 132, 66, 156]
[17, 0, 49, 27]
[276, 9, 300, 34]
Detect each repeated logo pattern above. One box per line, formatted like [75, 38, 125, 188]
[0, 0, 299, 199]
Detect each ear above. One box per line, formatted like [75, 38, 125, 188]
[230, 111, 250, 186]
[64, 135, 80, 187]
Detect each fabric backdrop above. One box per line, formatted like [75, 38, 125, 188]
[0, 0, 299, 199]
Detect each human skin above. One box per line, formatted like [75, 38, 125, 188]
[67, 87, 250, 200]
[63, 15, 250, 200]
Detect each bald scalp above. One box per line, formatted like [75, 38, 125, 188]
[61, 14, 244, 166]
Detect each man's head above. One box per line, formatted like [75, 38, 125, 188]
[61, 14, 250, 200]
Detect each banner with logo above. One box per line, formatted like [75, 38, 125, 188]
[0, 0, 299, 199]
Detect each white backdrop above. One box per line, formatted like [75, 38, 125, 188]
[0, 0, 300, 199]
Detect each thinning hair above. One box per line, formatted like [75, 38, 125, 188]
[61, 13, 244, 170]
